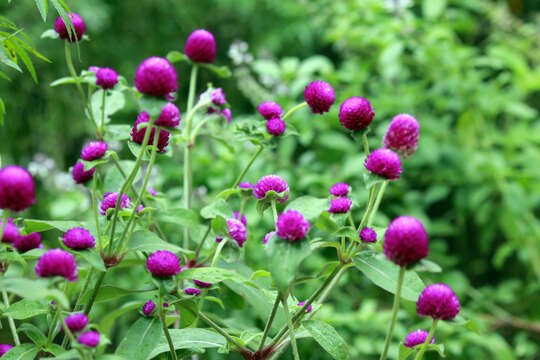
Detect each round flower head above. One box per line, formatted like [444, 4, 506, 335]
[403, 330, 435, 348]
[72, 162, 94, 184]
[96, 67, 118, 90]
[65, 313, 88, 332]
[215, 237, 223, 243]
[142, 300, 156, 316]
[13, 232, 42, 252]
[35, 249, 78, 282]
[329, 182, 349, 197]
[383, 216, 428, 267]
[81, 141, 108, 161]
[364, 148, 402, 180]
[276, 210, 310, 242]
[162, 302, 169, 308]
[234, 211, 247, 226]
[134, 57, 178, 97]
[146, 250, 181, 277]
[304, 81, 335, 114]
[148, 188, 158, 196]
[227, 218, 247, 247]
[211, 88, 227, 106]
[131, 113, 170, 152]
[0, 219, 19, 243]
[62, 227, 95, 250]
[184, 29, 217, 63]
[254, 175, 289, 202]
[328, 197, 352, 214]
[338, 97, 375, 130]
[100, 192, 131, 216]
[267, 117, 286, 136]
[0, 165, 36, 212]
[193, 279, 212, 288]
[238, 182, 254, 190]
[297, 301, 312, 313]
[417, 284, 460, 320]
[184, 288, 201, 296]
[383, 114, 420, 158]
[54, 13, 86, 42]
[78, 331, 100, 347]
[88, 66, 100, 73]
[221, 108, 232, 123]
[359, 227, 377, 243]
[258, 101, 283, 120]
[0, 344, 13, 357]
[262, 231, 275, 245]
[153, 103, 181, 128]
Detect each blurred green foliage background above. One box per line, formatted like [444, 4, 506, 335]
[1, 0, 539, 358]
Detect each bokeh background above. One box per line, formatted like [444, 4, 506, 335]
[1, 0, 539, 359]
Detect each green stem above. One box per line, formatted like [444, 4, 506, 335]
[0, 211, 8, 242]
[282, 294, 300, 360]
[367, 181, 388, 227]
[194, 223, 212, 261]
[160, 296, 178, 360]
[231, 145, 263, 190]
[358, 184, 378, 231]
[271, 200, 278, 224]
[258, 293, 281, 351]
[91, 174, 101, 251]
[187, 65, 199, 113]
[196, 311, 250, 353]
[282, 102, 307, 121]
[111, 156, 139, 198]
[379, 266, 405, 360]
[2, 289, 20, 345]
[84, 271, 106, 315]
[57, 305, 89, 360]
[100, 89, 106, 136]
[362, 132, 370, 157]
[64, 41, 85, 99]
[414, 319, 439, 360]
[74, 268, 94, 311]
[211, 238, 228, 267]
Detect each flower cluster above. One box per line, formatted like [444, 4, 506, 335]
[257, 101, 286, 137]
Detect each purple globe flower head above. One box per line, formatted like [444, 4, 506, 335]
[142, 300, 156, 316]
[88, 66, 100, 73]
[417, 284, 460, 320]
[54, 13, 86, 42]
[328, 197, 352, 214]
[233, 211, 247, 226]
[262, 231, 275, 245]
[81, 141, 108, 161]
[35, 249, 78, 282]
[78, 331, 100, 347]
[338, 97, 375, 131]
[135, 57, 178, 97]
[383, 216, 428, 267]
[13, 232, 42, 253]
[0, 344, 13, 357]
[148, 188, 158, 196]
[96, 67, 118, 90]
[193, 279, 212, 288]
[184, 29, 217, 63]
[100, 192, 131, 216]
[329, 182, 350, 197]
[131, 113, 170, 152]
[258, 101, 283, 120]
[365, 148, 402, 180]
[383, 114, 420, 158]
[297, 301, 312, 313]
[0, 165, 36, 212]
[359, 227, 377, 243]
[211, 88, 227, 106]
[65, 313, 88, 332]
[221, 108, 232, 123]
[304, 80, 335, 114]
[267, 117, 286, 136]
[238, 182, 254, 190]
[62, 227, 95, 250]
[184, 288, 201, 296]
[0, 219, 19, 243]
[162, 302, 169, 308]
[276, 210, 310, 242]
[254, 175, 289, 203]
[403, 329, 435, 348]
[227, 218, 247, 247]
[215, 237, 223, 243]
[154, 103, 181, 128]
[137, 204, 144, 213]
[72, 162, 94, 184]
[146, 250, 181, 278]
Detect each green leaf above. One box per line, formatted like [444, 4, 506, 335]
[1, 343, 40, 360]
[413, 259, 442, 273]
[0, 278, 68, 308]
[115, 317, 162, 360]
[4, 299, 48, 320]
[363, 172, 385, 190]
[104, 124, 131, 142]
[449, 315, 480, 334]
[91, 89, 126, 125]
[303, 320, 349, 360]
[18, 323, 47, 346]
[425, 343, 445, 357]
[335, 226, 358, 240]
[5, 39, 37, 83]
[139, 95, 167, 118]
[173, 299, 198, 328]
[82, 285, 154, 304]
[211, 216, 229, 237]
[34, 0, 48, 21]
[353, 251, 425, 301]
[285, 196, 330, 222]
[201, 63, 232, 78]
[0, 251, 26, 267]
[398, 344, 414, 360]
[256, 198, 271, 216]
[422, 0, 447, 19]
[23, 219, 87, 233]
[177, 267, 247, 284]
[315, 212, 339, 233]
[148, 328, 226, 358]
[215, 188, 241, 199]
[126, 230, 193, 254]
[42, 344, 66, 357]
[158, 208, 200, 228]
[41, 29, 59, 39]
[50, 349, 78, 359]
[166, 50, 188, 63]
[200, 199, 234, 220]
[99, 301, 142, 336]
[73, 249, 106, 272]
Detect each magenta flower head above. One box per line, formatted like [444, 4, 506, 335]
[267, 117, 286, 136]
[338, 97, 375, 131]
[142, 300, 156, 316]
[383, 114, 420, 158]
[1, 219, 19, 243]
[254, 175, 289, 202]
[81, 141, 108, 161]
[276, 210, 310, 242]
[329, 182, 349, 197]
[262, 231, 275, 245]
[238, 182, 254, 190]
[35, 249, 78, 282]
[184, 288, 201, 296]
[404, 330, 435, 348]
[304, 81, 335, 114]
[65, 313, 88, 332]
[258, 101, 283, 120]
[78, 331, 100, 347]
[100, 192, 130, 216]
[13, 232, 42, 252]
[365, 148, 402, 180]
[417, 284, 460, 320]
[135, 57, 178, 97]
[72, 162, 94, 184]
[96, 68, 118, 90]
[146, 250, 181, 278]
[328, 197, 352, 214]
[359, 227, 377, 243]
[0, 165, 36, 212]
[153, 103, 181, 128]
[148, 188, 158, 196]
[184, 29, 217, 63]
[62, 228, 95, 250]
[227, 218, 247, 247]
[193, 279, 212, 288]
[131, 113, 170, 152]
[211, 88, 227, 106]
[221, 108, 232, 123]
[54, 13, 86, 42]
[297, 301, 312, 313]
[88, 66, 100, 73]
[233, 211, 247, 226]
[0, 344, 13, 357]
[383, 216, 428, 267]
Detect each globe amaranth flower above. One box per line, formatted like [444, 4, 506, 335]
[162, 302, 169, 308]
[329, 182, 349, 197]
[211, 88, 227, 106]
[65, 313, 88, 332]
[72, 162, 95, 184]
[81, 141, 108, 161]
[267, 117, 286, 136]
[227, 218, 247, 247]
[338, 97, 375, 131]
[134, 57, 178, 97]
[35, 249, 78, 282]
[0, 219, 19, 243]
[184, 29, 216, 63]
[131, 113, 170, 152]
[304, 81, 335, 114]
[142, 300, 156, 316]
[403, 330, 435, 348]
[0, 344, 13, 357]
[96, 67, 118, 90]
[359, 227, 377, 243]
[146, 250, 181, 277]
[193, 279, 212, 288]
[62, 227, 95, 250]
[100, 192, 131, 216]
[184, 288, 201, 296]
[276, 210, 310, 242]
[383, 113, 420, 158]
[0, 165, 36, 212]
[417, 284, 460, 320]
[13, 232, 42, 252]
[254, 175, 289, 202]
[258, 101, 283, 120]
[297, 301, 312, 313]
[153, 103, 181, 128]
[233, 211, 247, 226]
[383, 216, 428, 267]
[78, 331, 100, 347]
[262, 231, 275, 245]
[54, 13, 86, 42]
[365, 148, 402, 180]
[148, 188, 158, 196]
[328, 197, 352, 214]
[221, 108, 232, 123]
[88, 66, 100, 73]
[238, 182, 253, 190]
